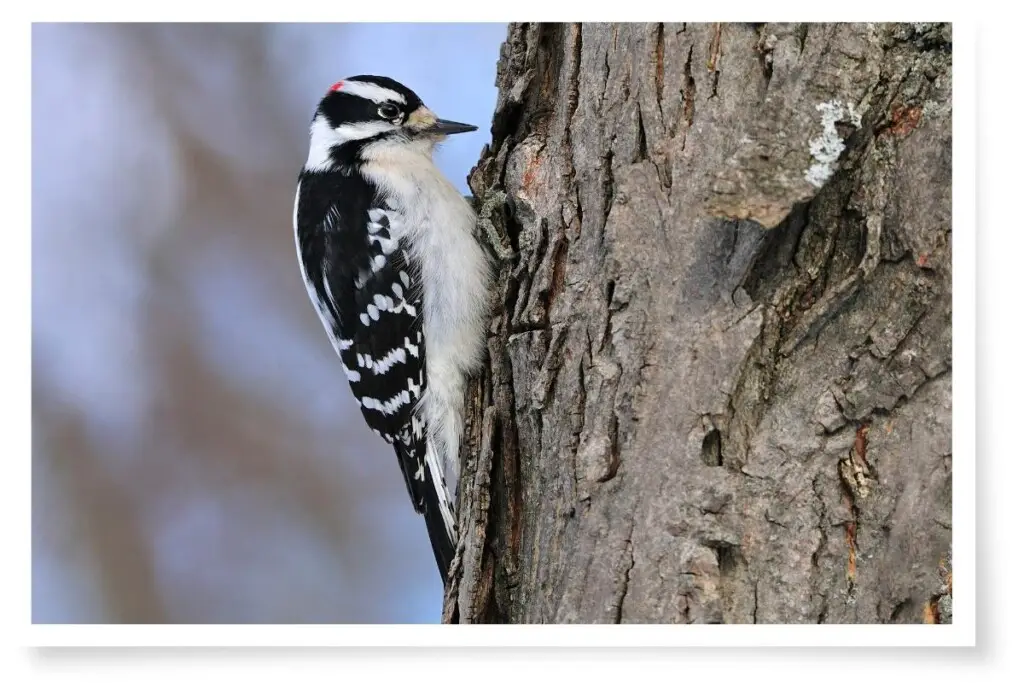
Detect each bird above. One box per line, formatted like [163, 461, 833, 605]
[292, 75, 492, 581]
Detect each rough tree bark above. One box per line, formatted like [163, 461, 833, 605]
[443, 22, 952, 624]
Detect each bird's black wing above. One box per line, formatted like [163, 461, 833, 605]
[294, 170, 454, 577]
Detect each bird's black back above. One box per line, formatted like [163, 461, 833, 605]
[295, 168, 454, 579]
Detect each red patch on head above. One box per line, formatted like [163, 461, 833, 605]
[329, 80, 345, 92]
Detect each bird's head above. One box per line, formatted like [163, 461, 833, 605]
[304, 75, 477, 172]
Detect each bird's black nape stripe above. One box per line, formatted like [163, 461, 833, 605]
[329, 132, 403, 169]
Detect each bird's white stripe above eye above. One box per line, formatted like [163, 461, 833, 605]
[339, 80, 407, 105]
[334, 121, 396, 142]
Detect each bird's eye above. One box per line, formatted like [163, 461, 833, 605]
[378, 103, 401, 120]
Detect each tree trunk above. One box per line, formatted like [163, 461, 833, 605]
[444, 22, 952, 624]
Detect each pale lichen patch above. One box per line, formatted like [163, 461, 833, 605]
[804, 100, 863, 188]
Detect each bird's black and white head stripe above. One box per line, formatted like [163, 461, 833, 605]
[293, 75, 481, 580]
[304, 75, 478, 174]
[305, 76, 422, 172]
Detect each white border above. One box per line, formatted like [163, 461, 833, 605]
[22, 23, 976, 647]
[948, 18, 975, 649]
[10, 4, 981, 661]
[27, 623, 968, 647]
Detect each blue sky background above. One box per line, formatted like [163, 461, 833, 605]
[32, 22, 507, 624]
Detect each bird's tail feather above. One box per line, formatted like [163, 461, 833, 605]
[422, 438, 456, 579]
[393, 424, 456, 581]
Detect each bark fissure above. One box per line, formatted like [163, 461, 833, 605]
[612, 529, 636, 623]
[654, 24, 665, 117]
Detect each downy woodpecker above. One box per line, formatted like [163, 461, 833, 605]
[293, 75, 491, 580]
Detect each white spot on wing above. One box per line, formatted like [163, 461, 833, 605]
[354, 348, 411, 376]
[369, 233, 397, 254]
[360, 389, 413, 415]
[404, 336, 420, 358]
[340, 362, 360, 382]
[355, 269, 371, 290]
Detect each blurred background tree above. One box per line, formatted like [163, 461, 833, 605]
[32, 22, 507, 624]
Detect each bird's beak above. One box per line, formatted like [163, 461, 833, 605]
[423, 119, 478, 135]
[407, 106, 477, 136]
